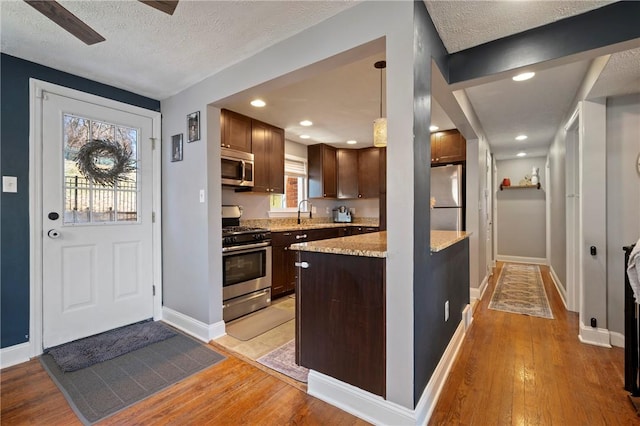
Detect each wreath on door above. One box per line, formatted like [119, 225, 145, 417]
[75, 139, 136, 186]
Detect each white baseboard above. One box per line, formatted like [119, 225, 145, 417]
[470, 275, 489, 303]
[548, 266, 568, 310]
[1, 342, 31, 369]
[610, 331, 625, 348]
[161, 307, 226, 343]
[307, 320, 466, 425]
[496, 255, 547, 265]
[462, 304, 473, 330]
[415, 320, 465, 424]
[578, 321, 612, 348]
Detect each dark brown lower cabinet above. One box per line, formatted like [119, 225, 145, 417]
[296, 251, 385, 397]
[271, 227, 349, 299]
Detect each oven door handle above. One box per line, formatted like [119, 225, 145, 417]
[222, 241, 271, 253]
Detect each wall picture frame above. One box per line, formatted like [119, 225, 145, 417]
[187, 111, 200, 142]
[171, 133, 183, 162]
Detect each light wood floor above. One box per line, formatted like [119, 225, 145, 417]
[3, 263, 638, 425]
[0, 341, 366, 425]
[429, 262, 638, 425]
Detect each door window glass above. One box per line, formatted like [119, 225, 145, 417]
[63, 114, 139, 224]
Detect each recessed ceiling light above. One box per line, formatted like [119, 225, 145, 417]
[300, 120, 313, 126]
[517, 152, 527, 157]
[512, 72, 535, 82]
[346, 140, 357, 145]
[515, 135, 528, 141]
[429, 125, 439, 132]
[300, 135, 310, 139]
[250, 99, 266, 107]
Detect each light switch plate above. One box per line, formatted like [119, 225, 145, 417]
[2, 176, 17, 193]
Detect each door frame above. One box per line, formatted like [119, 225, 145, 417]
[28, 79, 163, 356]
[564, 106, 580, 312]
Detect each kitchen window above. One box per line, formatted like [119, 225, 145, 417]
[270, 155, 307, 213]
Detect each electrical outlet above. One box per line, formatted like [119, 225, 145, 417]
[444, 300, 449, 322]
[325, 207, 330, 214]
[349, 207, 355, 215]
[311, 206, 317, 214]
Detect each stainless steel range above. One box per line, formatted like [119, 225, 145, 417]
[222, 205, 272, 322]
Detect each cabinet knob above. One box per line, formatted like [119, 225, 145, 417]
[295, 261, 310, 269]
[358, 194, 362, 198]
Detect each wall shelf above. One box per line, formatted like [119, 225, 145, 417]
[500, 182, 541, 191]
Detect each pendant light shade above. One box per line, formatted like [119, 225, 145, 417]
[373, 117, 387, 147]
[373, 60, 387, 147]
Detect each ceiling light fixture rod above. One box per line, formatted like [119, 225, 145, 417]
[374, 60, 386, 118]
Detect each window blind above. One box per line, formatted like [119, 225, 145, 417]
[285, 158, 307, 178]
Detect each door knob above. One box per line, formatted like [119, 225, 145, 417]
[47, 229, 61, 239]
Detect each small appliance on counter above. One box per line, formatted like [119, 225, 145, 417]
[333, 206, 352, 223]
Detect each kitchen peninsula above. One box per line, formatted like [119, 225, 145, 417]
[290, 230, 470, 397]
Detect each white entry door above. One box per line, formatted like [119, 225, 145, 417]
[42, 92, 154, 348]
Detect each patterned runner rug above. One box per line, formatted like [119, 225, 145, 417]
[257, 340, 308, 383]
[489, 263, 554, 319]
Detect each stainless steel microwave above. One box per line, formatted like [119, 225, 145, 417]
[221, 147, 254, 187]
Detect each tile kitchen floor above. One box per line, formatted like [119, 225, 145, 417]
[214, 295, 295, 360]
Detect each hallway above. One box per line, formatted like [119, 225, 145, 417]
[430, 262, 637, 425]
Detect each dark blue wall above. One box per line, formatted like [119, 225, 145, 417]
[0, 53, 160, 348]
[411, 1, 461, 405]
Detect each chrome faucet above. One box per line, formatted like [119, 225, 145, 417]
[297, 199, 312, 224]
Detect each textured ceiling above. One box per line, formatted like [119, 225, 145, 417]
[588, 47, 640, 99]
[0, 0, 359, 99]
[424, 0, 615, 53]
[2, 0, 637, 158]
[466, 60, 591, 159]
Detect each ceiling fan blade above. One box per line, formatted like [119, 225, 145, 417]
[24, 0, 105, 45]
[139, 1, 179, 15]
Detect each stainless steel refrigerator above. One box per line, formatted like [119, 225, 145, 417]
[431, 164, 464, 231]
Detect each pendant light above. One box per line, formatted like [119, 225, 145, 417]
[373, 60, 387, 148]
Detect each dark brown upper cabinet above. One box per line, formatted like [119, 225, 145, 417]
[220, 109, 252, 152]
[337, 148, 359, 199]
[431, 129, 466, 165]
[308, 144, 337, 198]
[357, 147, 381, 198]
[252, 120, 284, 194]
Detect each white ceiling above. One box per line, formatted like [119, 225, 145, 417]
[1, 0, 638, 158]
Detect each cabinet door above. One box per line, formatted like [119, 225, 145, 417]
[308, 144, 337, 198]
[251, 121, 270, 193]
[432, 129, 466, 164]
[271, 244, 288, 298]
[269, 127, 285, 194]
[221, 109, 252, 152]
[337, 149, 358, 199]
[358, 147, 380, 198]
[252, 121, 284, 194]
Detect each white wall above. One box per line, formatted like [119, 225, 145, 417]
[161, 0, 418, 409]
[548, 123, 568, 291]
[606, 93, 640, 335]
[496, 157, 547, 260]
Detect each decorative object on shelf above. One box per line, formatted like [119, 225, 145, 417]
[500, 182, 541, 190]
[187, 111, 200, 142]
[373, 60, 387, 148]
[519, 174, 532, 186]
[502, 177, 511, 187]
[75, 139, 135, 186]
[171, 133, 183, 162]
[531, 167, 540, 185]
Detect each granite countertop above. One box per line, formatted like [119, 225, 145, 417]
[290, 231, 388, 258]
[289, 230, 471, 258]
[430, 230, 472, 252]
